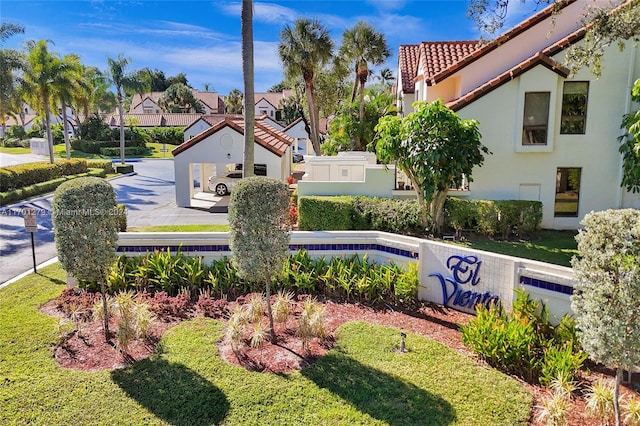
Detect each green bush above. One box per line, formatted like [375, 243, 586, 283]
[115, 204, 127, 232]
[144, 126, 184, 144]
[71, 139, 147, 154]
[0, 168, 105, 206]
[298, 196, 354, 230]
[99, 146, 149, 157]
[86, 160, 115, 174]
[460, 289, 586, 384]
[298, 195, 424, 234]
[444, 198, 542, 239]
[0, 159, 88, 192]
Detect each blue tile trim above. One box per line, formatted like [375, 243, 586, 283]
[117, 242, 419, 260]
[519, 275, 573, 295]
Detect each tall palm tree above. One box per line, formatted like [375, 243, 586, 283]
[20, 40, 76, 163]
[242, 0, 255, 179]
[0, 22, 25, 135]
[278, 19, 333, 156]
[340, 21, 390, 149]
[51, 54, 85, 159]
[106, 54, 148, 165]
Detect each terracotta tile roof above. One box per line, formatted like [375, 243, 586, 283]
[108, 113, 204, 127]
[446, 52, 570, 111]
[398, 44, 420, 93]
[255, 91, 289, 109]
[3, 114, 38, 127]
[172, 117, 292, 158]
[423, 0, 577, 86]
[130, 90, 225, 113]
[418, 41, 480, 85]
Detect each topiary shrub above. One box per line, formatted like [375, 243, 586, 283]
[298, 196, 354, 230]
[52, 176, 119, 340]
[229, 176, 291, 341]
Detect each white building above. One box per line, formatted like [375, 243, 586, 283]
[396, 0, 640, 229]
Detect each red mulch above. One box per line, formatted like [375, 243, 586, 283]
[41, 294, 639, 426]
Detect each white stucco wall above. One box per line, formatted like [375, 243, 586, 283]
[297, 165, 395, 198]
[255, 99, 277, 119]
[284, 120, 310, 156]
[456, 43, 640, 229]
[183, 119, 211, 141]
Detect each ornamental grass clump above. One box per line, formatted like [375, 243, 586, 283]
[585, 379, 615, 425]
[297, 298, 326, 353]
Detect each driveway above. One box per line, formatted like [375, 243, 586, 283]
[0, 159, 228, 284]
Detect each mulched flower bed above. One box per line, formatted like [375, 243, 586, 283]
[42, 289, 639, 426]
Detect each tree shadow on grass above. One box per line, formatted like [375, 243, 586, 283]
[302, 351, 456, 425]
[111, 358, 229, 426]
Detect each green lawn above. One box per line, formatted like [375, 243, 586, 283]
[0, 264, 532, 425]
[454, 229, 579, 267]
[0, 143, 178, 159]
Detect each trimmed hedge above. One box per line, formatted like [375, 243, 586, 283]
[86, 160, 115, 174]
[0, 159, 88, 192]
[144, 126, 184, 144]
[298, 196, 423, 234]
[0, 168, 106, 206]
[71, 139, 147, 154]
[299, 195, 543, 239]
[445, 198, 542, 238]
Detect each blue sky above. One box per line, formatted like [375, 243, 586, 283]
[2, 0, 543, 95]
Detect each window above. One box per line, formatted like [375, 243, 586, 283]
[554, 167, 581, 217]
[522, 92, 550, 145]
[143, 107, 154, 114]
[560, 81, 588, 134]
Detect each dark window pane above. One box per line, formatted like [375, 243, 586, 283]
[523, 92, 550, 144]
[560, 82, 588, 134]
[554, 167, 581, 217]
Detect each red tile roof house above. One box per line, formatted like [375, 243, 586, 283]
[395, 0, 640, 230]
[171, 117, 293, 207]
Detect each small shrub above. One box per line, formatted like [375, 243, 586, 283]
[622, 395, 640, 426]
[134, 302, 155, 339]
[244, 294, 265, 324]
[250, 323, 268, 349]
[273, 290, 294, 323]
[196, 293, 228, 318]
[297, 298, 326, 353]
[54, 319, 77, 346]
[537, 390, 570, 426]
[585, 379, 615, 424]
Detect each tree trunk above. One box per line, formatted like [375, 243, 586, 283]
[304, 80, 321, 155]
[242, 0, 255, 178]
[614, 366, 622, 426]
[265, 280, 275, 343]
[117, 90, 125, 165]
[62, 103, 71, 160]
[44, 97, 55, 164]
[430, 190, 449, 236]
[100, 280, 110, 342]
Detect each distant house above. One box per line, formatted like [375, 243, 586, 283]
[254, 89, 292, 121]
[129, 90, 226, 114]
[395, 0, 640, 229]
[171, 117, 294, 207]
[183, 114, 243, 141]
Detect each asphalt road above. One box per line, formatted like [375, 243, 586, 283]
[0, 158, 228, 284]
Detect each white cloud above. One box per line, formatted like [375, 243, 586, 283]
[218, 2, 298, 23]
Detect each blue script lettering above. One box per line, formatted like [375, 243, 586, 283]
[429, 254, 499, 310]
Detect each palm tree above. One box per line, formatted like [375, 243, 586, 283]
[106, 54, 148, 165]
[0, 22, 25, 136]
[51, 54, 86, 159]
[377, 67, 395, 87]
[20, 40, 77, 164]
[225, 88, 243, 114]
[339, 21, 390, 149]
[242, 0, 255, 180]
[278, 19, 334, 156]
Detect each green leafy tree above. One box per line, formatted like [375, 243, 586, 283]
[571, 209, 640, 426]
[268, 81, 289, 93]
[166, 72, 190, 88]
[278, 18, 334, 155]
[375, 100, 489, 234]
[620, 78, 640, 193]
[106, 54, 149, 165]
[52, 177, 119, 341]
[72, 66, 117, 121]
[339, 21, 391, 149]
[229, 177, 291, 342]
[225, 88, 243, 114]
[323, 85, 396, 154]
[158, 82, 204, 113]
[0, 22, 25, 136]
[468, 0, 640, 77]
[242, 0, 255, 178]
[20, 40, 76, 164]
